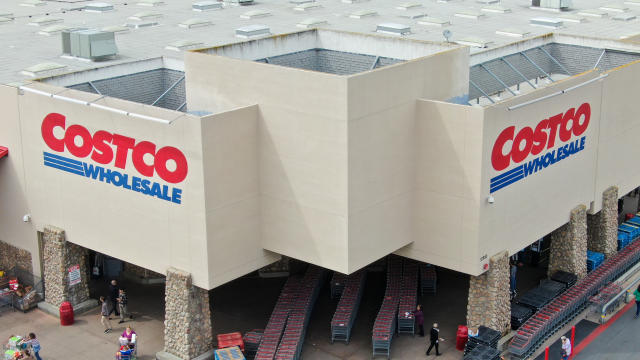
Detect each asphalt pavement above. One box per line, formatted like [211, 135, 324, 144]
[575, 303, 640, 360]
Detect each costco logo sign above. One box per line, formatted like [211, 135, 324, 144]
[41, 113, 187, 204]
[490, 103, 590, 193]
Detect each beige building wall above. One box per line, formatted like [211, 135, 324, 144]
[0, 85, 41, 275]
[186, 52, 351, 272]
[594, 60, 640, 208]
[395, 100, 485, 274]
[200, 105, 280, 288]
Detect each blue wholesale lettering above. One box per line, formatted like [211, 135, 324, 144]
[83, 163, 183, 204]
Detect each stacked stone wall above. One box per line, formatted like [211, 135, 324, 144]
[164, 267, 213, 359]
[123, 262, 164, 279]
[42, 226, 90, 306]
[0, 240, 33, 273]
[467, 251, 510, 334]
[548, 205, 588, 279]
[599, 187, 619, 258]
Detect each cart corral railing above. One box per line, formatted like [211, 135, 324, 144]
[599, 260, 640, 323]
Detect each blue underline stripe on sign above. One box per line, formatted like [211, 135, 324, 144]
[490, 165, 524, 184]
[43, 151, 83, 167]
[489, 168, 524, 189]
[43, 157, 84, 172]
[44, 160, 85, 176]
[43, 153, 83, 169]
[490, 173, 524, 193]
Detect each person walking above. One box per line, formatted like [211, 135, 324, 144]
[412, 305, 425, 337]
[109, 280, 120, 317]
[25, 333, 41, 360]
[426, 323, 444, 356]
[561, 336, 571, 360]
[117, 289, 133, 323]
[634, 284, 640, 319]
[100, 296, 113, 333]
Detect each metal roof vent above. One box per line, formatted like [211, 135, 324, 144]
[397, 11, 427, 19]
[192, 1, 223, 11]
[235, 24, 270, 38]
[296, 18, 327, 28]
[241, 9, 271, 18]
[624, 0, 640, 5]
[530, 17, 563, 27]
[455, 10, 485, 19]
[124, 21, 159, 29]
[226, 0, 255, 5]
[482, 5, 511, 13]
[600, 4, 628, 12]
[349, 9, 377, 18]
[476, 0, 499, 4]
[29, 17, 63, 26]
[84, 2, 115, 12]
[39, 24, 72, 36]
[418, 16, 450, 26]
[129, 11, 163, 20]
[137, 0, 165, 6]
[179, 18, 212, 28]
[396, 2, 421, 10]
[613, 13, 636, 21]
[0, 13, 13, 18]
[538, 0, 571, 10]
[20, 0, 46, 7]
[62, 30, 118, 60]
[165, 39, 204, 51]
[342, 0, 370, 3]
[578, 9, 608, 17]
[294, 3, 322, 11]
[456, 37, 492, 48]
[556, 14, 586, 23]
[376, 23, 410, 35]
[22, 63, 67, 77]
[495, 28, 530, 38]
[290, 0, 314, 4]
[0, 17, 13, 24]
[102, 25, 130, 33]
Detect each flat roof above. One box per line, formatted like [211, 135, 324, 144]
[2, 0, 640, 84]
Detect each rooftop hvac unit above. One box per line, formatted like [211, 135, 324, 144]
[536, 0, 571, 9]
[62, 29, 117, 60]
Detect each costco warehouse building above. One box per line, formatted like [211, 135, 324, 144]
[2, 1, 640, 359]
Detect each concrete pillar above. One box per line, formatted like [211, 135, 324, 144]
[159, 267, 213, 360]
[587, 187, 618, 258]
[258, 256, 290, 277]
[466, 251, 510, 334]
[0, 240, 33, 273]
[548, 205, 588, 279]
[41, 226, 90, 307]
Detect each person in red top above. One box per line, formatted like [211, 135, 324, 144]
[412, 305, 425, 337]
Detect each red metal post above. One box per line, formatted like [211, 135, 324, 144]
[570, 326, 576, 359]
[544, 346, 549, 360]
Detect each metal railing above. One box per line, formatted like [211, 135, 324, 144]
[600, 261, 640, 322]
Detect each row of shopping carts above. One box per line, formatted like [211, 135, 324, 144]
[509, 232, 640, 358]
[254, 276, 298, 360]
[330, 272, 348, 300]
[464, 326, 501, 355]
[372, 257, 403, 359]
[274, 267, 325, 360]
[420, 264, 437, 295]
[397, 261, 419, 336]
[242, 330, 263, 359]
[330, 270, 366, 344]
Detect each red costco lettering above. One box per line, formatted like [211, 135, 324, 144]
[40, 113, 188, 184]
[491, 103, 591, 171]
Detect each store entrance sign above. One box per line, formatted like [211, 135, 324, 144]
[40, 113, 186, 204]
[489, 103, 591, 193]
[68, 265, 81, 286]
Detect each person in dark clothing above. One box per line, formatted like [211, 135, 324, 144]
[426, 323, 443, 356]
[412, 305, 425, 337]
[108, 279, 120, 317]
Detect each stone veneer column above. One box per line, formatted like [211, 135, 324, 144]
[162, 267, 213, 360]
[548, 205, 588, 279]
[42, 226, 90, 306]
[467, 251, 510, 334]
[0, 240, 33, 273]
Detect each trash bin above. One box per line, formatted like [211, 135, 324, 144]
[59, 301, 74, 326]
[456, 325, 468, 351]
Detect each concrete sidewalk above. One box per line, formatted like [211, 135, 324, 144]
[0, 306, 163, 360]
